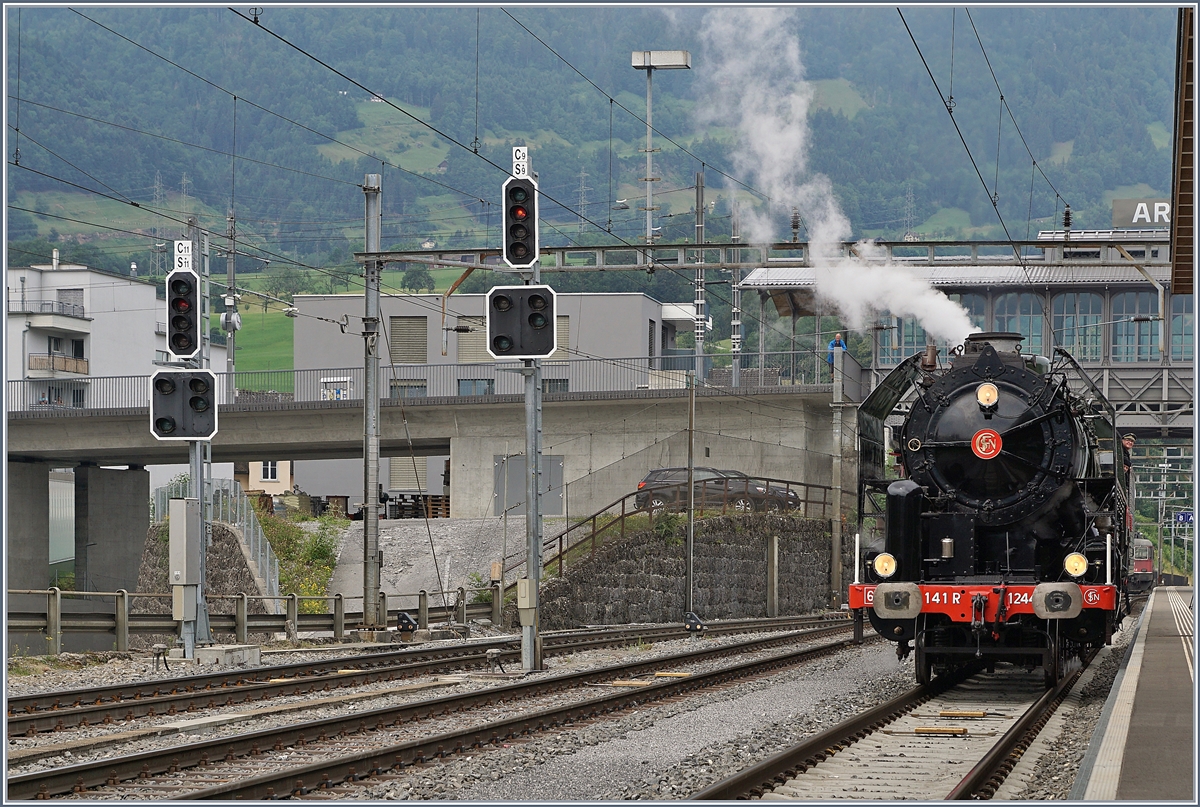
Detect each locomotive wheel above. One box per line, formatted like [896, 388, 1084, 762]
[914, 626, 933, 685]
[1043, 625, 1065, 688]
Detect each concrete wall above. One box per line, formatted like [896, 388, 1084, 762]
[292, 292, 679, 371]
[74, 466, 149, 593]
[8, 461, 52, 589]
[537, 514, 833, 628]
[449, 393, 837, 520]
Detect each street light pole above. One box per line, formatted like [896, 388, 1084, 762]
[632, 51, 690, 254]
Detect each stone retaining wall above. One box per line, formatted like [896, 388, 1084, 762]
[537, 514, 834, 629]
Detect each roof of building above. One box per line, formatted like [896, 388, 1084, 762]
[740, 262, 1173, 290]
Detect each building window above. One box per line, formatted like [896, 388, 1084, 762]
[388, 317, 428, 364]
[48, 336, 63, 354]
[877, 316, 927, 366]
[1112, 291, 1160, 362]
[458, 378, 494, 396]
[1171, 295, 1193, 362]
[542, 378, 569, 394]
[390, 380, 427, 398]
[648, 320, 656, 357]
[456, 316, 490, 364]
[994, 293, 1045, 356]
[940, 293, 986, 354]
[156, 350, 171, 363]
[261, 461, 278, 481]
[71, 339, 85, 359]
[948, 293, 987, 331]
[1052, 292, 1103, 362]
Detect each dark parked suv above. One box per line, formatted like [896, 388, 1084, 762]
[635, 467, 777, 513]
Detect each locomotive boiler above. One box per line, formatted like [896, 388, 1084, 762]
[849, 332, 1130, 686]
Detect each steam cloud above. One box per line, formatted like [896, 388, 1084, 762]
[695, 8, 979, 346]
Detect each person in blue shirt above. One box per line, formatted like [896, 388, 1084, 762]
[826, 332, 847, 380]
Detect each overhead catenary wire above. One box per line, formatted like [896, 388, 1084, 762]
[498, 8, 770, 204]
[34, 9, 776, 338]
[898, 9, 1057, 339]
[69, 9, 487, 204]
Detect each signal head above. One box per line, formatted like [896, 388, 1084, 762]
[509, 186, 529, 203]
[154, 377, 176, 395]
[155, 417, 177, 435]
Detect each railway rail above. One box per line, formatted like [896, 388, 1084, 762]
[8, 621, 859, 800]
[7, 615, 840, 738]
[690, 653, 1093, 800]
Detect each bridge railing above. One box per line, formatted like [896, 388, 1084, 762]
[7, 350, 859, 415]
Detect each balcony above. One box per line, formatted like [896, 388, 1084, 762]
[9, 300, 92, 335]
[8, 300, 86, 318]
[27, 353, 89, 375]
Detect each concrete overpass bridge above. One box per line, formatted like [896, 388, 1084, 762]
[8, 352, 861, 599]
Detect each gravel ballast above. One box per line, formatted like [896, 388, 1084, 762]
[6, 607, 1142, 800]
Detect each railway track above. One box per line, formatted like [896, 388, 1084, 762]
[7, 615, 840, 738]
[690, 654, 1092, 800]
[8, 621, 860, 800]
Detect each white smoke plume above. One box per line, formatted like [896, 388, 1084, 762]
[695, 7, 979, 346]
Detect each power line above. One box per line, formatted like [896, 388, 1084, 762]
[498, 9, 770, 203]
[68, 9, 486, 204]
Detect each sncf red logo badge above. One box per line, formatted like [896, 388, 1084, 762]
[972, 428, 1003, 460]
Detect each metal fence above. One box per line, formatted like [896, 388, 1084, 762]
[7, 351, 862, 414]
[152, 477, 281, 607]
[7, 300, 87, 318]
[7, 586, 500, 653]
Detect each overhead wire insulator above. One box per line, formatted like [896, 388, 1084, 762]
[1062, 205, 1072, 230]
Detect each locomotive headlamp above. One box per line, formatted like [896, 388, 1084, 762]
[1064, 552, 1089, 578]
[976, 382, 999, 408]
[873, 552, 898, 579]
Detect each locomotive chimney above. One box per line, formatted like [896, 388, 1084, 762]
[920, 344, 938, 371]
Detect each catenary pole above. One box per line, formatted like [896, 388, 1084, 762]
[363, 174, 382, 629]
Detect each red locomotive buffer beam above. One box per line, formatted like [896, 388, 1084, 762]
[849, 583, 1117, 622]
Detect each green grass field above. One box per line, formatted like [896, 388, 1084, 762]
[317, 100, 450, 173]
[811, 78, 869, 119]
[1048, 140, 1074, 165]
[234, 306, 294, 372]
[1146, 120, 1171, 150]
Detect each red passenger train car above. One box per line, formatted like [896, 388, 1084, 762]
[1127, 536, 1156, 595]
[850, 333, 1131, 687]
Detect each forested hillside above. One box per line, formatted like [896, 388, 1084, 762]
[6, 6, 1178, 292]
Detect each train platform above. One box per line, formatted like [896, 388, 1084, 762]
[1073, 586, 1195, 801]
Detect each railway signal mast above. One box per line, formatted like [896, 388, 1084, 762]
[492, 147, 550, 671]
[150, 223, 217, 658]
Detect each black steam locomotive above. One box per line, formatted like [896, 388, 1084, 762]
[850, 332, 1130, 686]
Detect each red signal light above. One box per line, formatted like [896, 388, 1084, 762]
[510, 205, 529, 221]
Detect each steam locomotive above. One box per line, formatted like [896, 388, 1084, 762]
[849, 332, 1130, 686]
